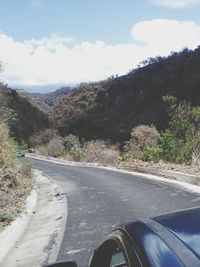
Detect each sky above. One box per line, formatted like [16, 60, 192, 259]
[0, 0, 200, 92]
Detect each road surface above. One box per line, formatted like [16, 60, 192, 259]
[31, 158, 200, 267]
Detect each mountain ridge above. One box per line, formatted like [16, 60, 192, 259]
[51, 47, 200, 142]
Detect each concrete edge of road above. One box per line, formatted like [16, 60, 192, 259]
[27, 153, 99, 167]
[0, 170, 68, 267]
[135, 167, 200, 185]
[27, 154, 200, 195]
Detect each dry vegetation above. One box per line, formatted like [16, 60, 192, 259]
[123, 125, 159, 159]
[0, 122, 33, 230]
[51, 47, 200, 144]
[0, 83, 49, 144]
[32, 130, 120, 166]
[83, 140, 120, 166]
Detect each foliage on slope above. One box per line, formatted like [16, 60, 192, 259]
[0, 122, 33, 227]
[31, 129, 120, 166]
[52, 47, 200, 142]
[0, 83, 49, 144]
[18, 86, 72, 113]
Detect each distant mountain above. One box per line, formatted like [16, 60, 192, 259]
[18, 86, 72, 113]
[37, 86, 73, 106]
[52, 47, 200, 142]
[14, 83, 75, 93]
[0, 83, 49, 143]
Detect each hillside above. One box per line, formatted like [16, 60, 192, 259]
[52, 47, 200, 142]
[18, 86, 72, 113]
[0, 83, 49, 143]
[0, 121, 33, 228]
[40, 86, 72, 106]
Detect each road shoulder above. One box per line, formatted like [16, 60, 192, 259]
[0, 170, 67, 267]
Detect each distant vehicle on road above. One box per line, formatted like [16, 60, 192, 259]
[16, 150, 25, 158]
[43, 207, 200, 267]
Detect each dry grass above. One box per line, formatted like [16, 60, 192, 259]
[0, 162, 33, 230]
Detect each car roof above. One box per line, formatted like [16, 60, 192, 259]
[154, 207, 200, 259]
[122, 207, 200, 267]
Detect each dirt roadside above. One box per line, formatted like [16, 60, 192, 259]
[0, 170, 67, 267]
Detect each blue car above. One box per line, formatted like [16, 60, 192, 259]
[44, 207, 200, 267]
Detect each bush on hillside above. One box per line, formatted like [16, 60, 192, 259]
[139, 98, 200, 164]
[124, 125, 160, 158]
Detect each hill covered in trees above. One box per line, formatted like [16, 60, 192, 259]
[18, 86, 72, 113]
[52, 47, 200, 142]
[0, 83, 49, 144]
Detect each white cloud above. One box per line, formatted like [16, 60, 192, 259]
[25, 33, 73, 50]
[132, 19, 200, 53]
[152, 0, 200, 8]
[0, 19, 200, 87]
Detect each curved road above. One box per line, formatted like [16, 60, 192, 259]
[31, 158, 200, 267]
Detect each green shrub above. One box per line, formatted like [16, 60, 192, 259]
[140, 129, 192, 163]
[141, 146, 162, 163]
[169, 118, 190, 139]
[158, 130, 188, 163]
[158, 130, 177, 161]
[117, 154, 129, 165]
[63, 134, 84, 161]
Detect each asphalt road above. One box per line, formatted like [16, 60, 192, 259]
[30, 158, 200, 267]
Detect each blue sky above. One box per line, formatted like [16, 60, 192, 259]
[0, 0, 200, 91]
[1, 0, 199, 43]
